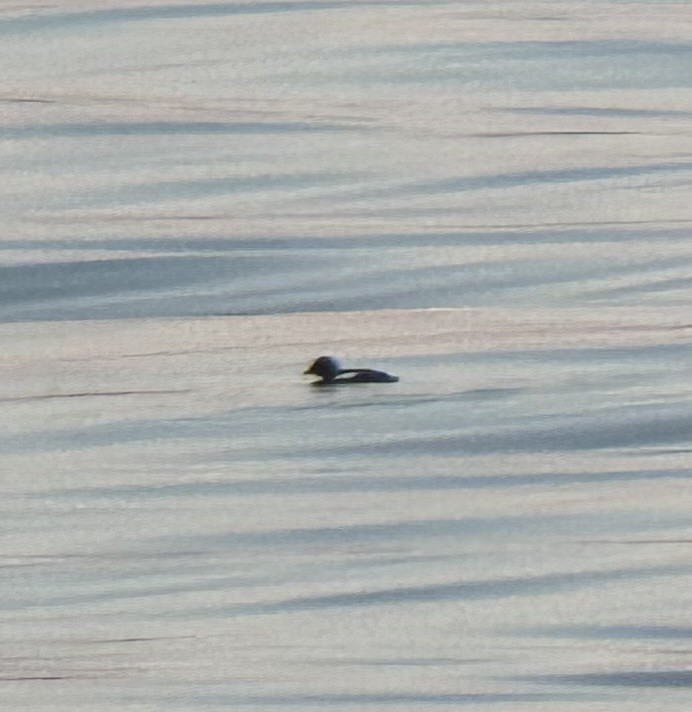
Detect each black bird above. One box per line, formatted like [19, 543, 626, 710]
[304, 355, 399, 384]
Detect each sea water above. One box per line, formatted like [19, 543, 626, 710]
[1, 1, 692, 709]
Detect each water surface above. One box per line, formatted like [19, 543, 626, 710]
[2, 1, 692, 709]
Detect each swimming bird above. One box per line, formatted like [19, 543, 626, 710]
[304, 355, 399, 384]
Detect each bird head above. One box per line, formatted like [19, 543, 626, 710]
[303, 355, 342, 382]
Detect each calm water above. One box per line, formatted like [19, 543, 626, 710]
[2, 1, 692, 709]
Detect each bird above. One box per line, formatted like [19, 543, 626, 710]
[304, 355, 399, 384]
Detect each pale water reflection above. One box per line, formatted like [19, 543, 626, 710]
[2, 0, 692, 710]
